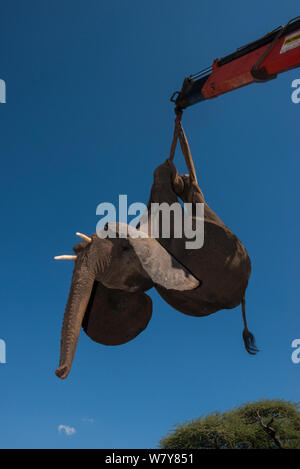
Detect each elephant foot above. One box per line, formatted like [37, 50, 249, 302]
[55, 365, 70, 380]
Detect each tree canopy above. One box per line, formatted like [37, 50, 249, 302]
[159, 399, 300, 449]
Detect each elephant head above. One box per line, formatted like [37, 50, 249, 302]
[54, 225, 199, 379]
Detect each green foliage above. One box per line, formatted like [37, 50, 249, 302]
[159, 399, 300, 449]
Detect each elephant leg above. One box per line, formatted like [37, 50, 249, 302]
[172, 173, 204, 204]
[174, 173, 227, 227]
[147, 159, 181, 206]
[82, 282, 152, 346]
[138, 159, 184, 236]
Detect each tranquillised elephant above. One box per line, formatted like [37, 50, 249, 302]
[54, 160, 257, 379]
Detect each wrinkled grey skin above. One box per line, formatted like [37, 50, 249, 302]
[146, 159, 256, 356]
[56, 236, 147, 379]
[56, 225, 199, 380]
[147, 159, 251, 316]
[56, 159, 255, 380]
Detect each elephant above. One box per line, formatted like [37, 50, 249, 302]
[54, 159, 257, 379]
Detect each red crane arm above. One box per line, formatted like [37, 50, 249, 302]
[172, 16, 300, 111]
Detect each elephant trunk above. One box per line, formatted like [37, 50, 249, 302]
[55, 263, 94, 379]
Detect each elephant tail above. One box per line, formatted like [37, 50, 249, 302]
[241, 295, 259, 355]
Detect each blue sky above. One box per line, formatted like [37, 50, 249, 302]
[0, 0, 299, 449]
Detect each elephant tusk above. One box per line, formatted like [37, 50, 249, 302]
[76, 232, 92, 243]
[54, 255, 77, 260]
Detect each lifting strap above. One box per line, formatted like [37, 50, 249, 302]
[169, 112, 198, 185]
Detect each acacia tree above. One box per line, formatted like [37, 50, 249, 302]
[159, 399, 300, 449]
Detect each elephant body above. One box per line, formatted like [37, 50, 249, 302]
[146, 160, 251, 317]
[55, 159, 256, 380]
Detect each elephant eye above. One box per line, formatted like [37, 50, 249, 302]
[73, 242, 86, 254]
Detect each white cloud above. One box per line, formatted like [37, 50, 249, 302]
[81, 417, 94, 423]
[58, 425, 76, 436]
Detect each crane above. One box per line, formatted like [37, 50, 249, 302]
[171, 16, 300, 113]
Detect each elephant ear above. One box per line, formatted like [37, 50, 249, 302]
[128, 236, 199, 291]
[82, 281, 152, 346]
[100, 223, 199, 292]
